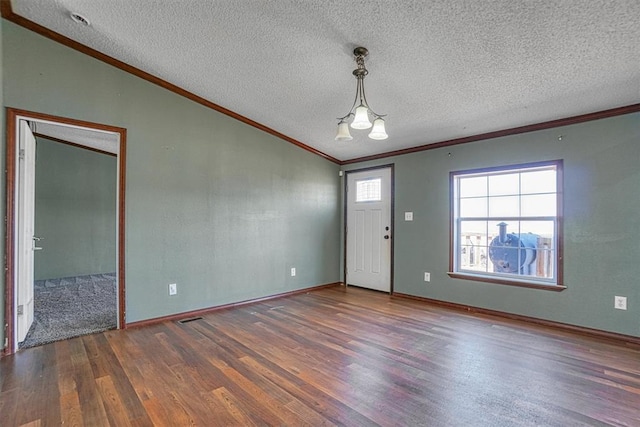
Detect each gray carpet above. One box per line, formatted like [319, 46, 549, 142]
[20, 273, 117, 349]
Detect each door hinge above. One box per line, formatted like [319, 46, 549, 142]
[4, 337, 8, 349]
[19, 149, 25, 160]
[17, 305, 24, 315]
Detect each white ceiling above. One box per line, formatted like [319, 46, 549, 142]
[10, 0, 640, 162]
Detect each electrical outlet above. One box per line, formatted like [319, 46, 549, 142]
[424, 272, 431, 282]
[614, 296, 627, 310]
[291, 267, 296, 277]
[405, 212, 413, 221]
[169, 283, 177, 296]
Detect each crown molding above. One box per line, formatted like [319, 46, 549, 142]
[342, 103, 640, 164]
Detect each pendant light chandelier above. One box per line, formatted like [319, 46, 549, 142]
[335, 47, 388, 141]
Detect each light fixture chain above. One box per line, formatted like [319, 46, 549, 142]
[357, 78, 365, 107]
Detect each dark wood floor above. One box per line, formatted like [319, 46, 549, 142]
[1, 286, 639, 426]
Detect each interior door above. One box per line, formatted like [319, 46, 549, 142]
[346, 167, 392, 292]
[17, 121, 37, 342]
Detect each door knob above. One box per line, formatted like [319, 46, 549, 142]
[384, 235, 390, 239]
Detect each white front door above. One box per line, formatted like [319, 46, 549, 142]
[17, 121, 37, 342]
[346, 167, 392, 292]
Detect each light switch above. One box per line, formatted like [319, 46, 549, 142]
[405, 212, 413, 221]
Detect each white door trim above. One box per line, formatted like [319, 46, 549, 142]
[344, 164, 394, 293]
[3, 108, 127, 355]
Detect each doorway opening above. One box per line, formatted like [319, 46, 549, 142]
[344, 165, 394, 293]
[4, 108, 127, 355]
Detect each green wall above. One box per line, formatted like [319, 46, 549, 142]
[34, 137, 117, 280]
[344, 112, 640, 338]
[1, 19, 341, 348]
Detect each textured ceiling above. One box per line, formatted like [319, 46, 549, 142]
[9, 0, 640, 161]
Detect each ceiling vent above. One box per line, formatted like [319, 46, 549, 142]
[70, 12, 90, 26]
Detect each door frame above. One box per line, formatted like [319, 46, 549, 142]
[343, 164, 395, 293]
[3, 108, 127, 355]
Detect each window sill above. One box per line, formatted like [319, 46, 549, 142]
[447, 272, 566, 292]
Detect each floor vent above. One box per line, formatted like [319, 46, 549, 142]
[178, 316, 203, 324]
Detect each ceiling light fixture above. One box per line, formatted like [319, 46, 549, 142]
[335, 47, 388, 141]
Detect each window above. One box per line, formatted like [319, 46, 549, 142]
[356, 178, 382, 202]
[449, 160, 564, 290]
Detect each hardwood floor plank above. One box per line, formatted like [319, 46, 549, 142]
[211, 386, 260, 426]
[59, 391, 83, 427]
[10, 345, 61, 426]
[134, 359, 210, 425]
[238, 352, 376, 426]
[95, 375, 134, 427]
[38, 344, 62, 425]
[283, 399, 337, 427]
[142, 395, 194, 427]
[105, 327, 175, 403]
[0, 388, 19, 427]
[85, 334, 154, 425]
[18, 420, 42, 427]
[197, 387, 252, 426]
[1, 286, 639, 426]
[54, 340, 78, 397]
[207, 360, 300, 425]
[68, 338, 110, 425]
[163, 321, 301, 425]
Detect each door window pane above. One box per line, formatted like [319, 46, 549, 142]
[356, 178, 381, 202]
